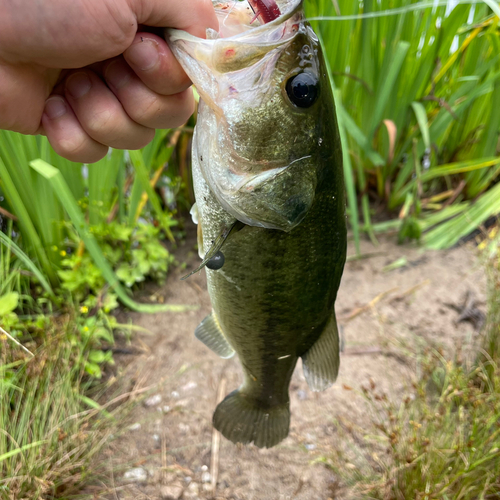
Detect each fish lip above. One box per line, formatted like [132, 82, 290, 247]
[166, 0, 303, 44]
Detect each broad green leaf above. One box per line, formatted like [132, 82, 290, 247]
[88, 349, 112, 364]
[0, 291, 19, 316]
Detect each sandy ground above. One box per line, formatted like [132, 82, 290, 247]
[100, 229, 486, 500]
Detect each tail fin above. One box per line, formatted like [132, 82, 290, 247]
[213, 390, 290, 448]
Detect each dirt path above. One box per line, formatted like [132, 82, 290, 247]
[105, 231, 485, 500]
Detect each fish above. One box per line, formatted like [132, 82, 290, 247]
[166, 0, 347, 448]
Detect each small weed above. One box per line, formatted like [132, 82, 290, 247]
[327, 352, 500, 499]
[326, 236, 500, 499]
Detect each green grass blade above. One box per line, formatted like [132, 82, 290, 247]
[88, 149, 123, 225]
[482, 0, 500, 18]
[423, 182, 500, 249]
[338, 104, 385, 166]
[420, 158, 500, 183]
[77, 394, 114, 420]
[0, 440, 47, 463]
[128, 148, 175, 241]
[411, 102, 431, 152]
[0, 231, 54, 299]
[369, 41, 410, 138]
[0, 157, 56, 284]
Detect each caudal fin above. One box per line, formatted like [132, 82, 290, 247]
[213, 390, 290, 448]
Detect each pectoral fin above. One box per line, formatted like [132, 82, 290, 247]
[195, 312, 235, 359]
[302, 315, 340, 391]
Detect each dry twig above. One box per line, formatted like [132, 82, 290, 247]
[0, 325, 34, 357]
[211, 376, 227, 496]
[339, 287, 399, 322]
[0, 206, 17, 221]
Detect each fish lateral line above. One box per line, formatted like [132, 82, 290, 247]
[180, 220, 245, 280]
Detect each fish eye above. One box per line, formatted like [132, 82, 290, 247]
[206, 251, 225, 270]
[285, 72, 319, 108]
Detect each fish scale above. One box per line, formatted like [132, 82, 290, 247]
[167, 0, 346, 448]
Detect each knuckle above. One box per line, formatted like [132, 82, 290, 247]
[50, 132, 107, 163]
[55, 135, 90, 159]
[85, 108, 121, 142]
[127, 128, 155, 150]
[129, 95, 160, 124]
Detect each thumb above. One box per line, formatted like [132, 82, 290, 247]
[131, 0, 219, 37]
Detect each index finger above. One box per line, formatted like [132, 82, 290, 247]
[131, 0, 218, 37]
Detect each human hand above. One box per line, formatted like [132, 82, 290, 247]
[0, 0, 217, 163]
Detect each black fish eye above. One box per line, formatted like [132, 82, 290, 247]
[285, 72, 319, 108]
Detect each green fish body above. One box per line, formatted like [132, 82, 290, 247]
[167, 0, 346, 448]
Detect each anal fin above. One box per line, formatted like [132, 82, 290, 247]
[302, 314, 340, 391]
[195, 312, 235, 359]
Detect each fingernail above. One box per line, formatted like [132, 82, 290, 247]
[105, 60, 132, 90]
[44, 96, 67, 119]
[125, 40, 159, 71]
[66, 72, 91, 99]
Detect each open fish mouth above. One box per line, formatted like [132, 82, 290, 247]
[167, 0, 323, 232]
[166, 0, 304, 87]
[169, 0, 302, 40]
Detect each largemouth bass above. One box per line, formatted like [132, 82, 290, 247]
[167, 0, 346, 448]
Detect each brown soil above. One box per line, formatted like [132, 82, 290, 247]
[102, 229, 486, 500]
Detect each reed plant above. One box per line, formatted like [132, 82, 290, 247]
[307, 0, 500, 250]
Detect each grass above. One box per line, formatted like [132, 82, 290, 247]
[0, 109, 197, 498]
[0, 211, 136, 499]
[0, 330, 120, 500]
